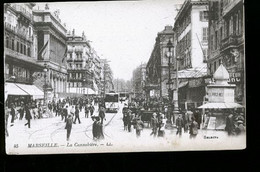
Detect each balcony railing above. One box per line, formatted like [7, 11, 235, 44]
[221, 34, 243, 50]
[4, 22, 33, 42]
[10, 4, 33, 20]
[74, 58, 83, 62]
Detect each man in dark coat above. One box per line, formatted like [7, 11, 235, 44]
[73, 105, 81, 124]
[90, 105, 95, 116]
[19, 102, 24, 120]
[92, 117, 104, 140]
[65, 114, 73, 141]
[24, 105, 32, 128]
[10, 104, 16, 126]
[63, 105, 69, 122]
[150, 113, 158, 137]
[176, 114, 184, 137]
[225, 113, 235, 136]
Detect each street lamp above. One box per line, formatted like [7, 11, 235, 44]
[43, 63, 48, 106]
[166, 39, 174, 125]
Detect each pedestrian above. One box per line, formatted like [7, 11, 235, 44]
[134, 116, 144, 138]
[157, 114, 166, 137]
[5, 106, 9, 137]
[92, 117, 104, 141]
[63, 105, 69, 122]
[194, 109, 202, 129]
[65, 114, 73, 141]
[189, 117, 198, 139]
[123, 113, 128, 131]
[10, 103, 16, 127]
[73, 105, 81, 124]
[183, 110, 189, 133]
[225, 113, 235, 136]
[24, 105, 32, 128]
[18, 102, 24, 120]
[85, 104, 89, 118]
[70, 105, 75, 116]
[99, 107, 106, 125]
[126, 109, 134, 132]
[176, 114, 184, 137]
[150, 113, 158, 137]
[235, 120, 246, 135]
[90, 105, 95, 116]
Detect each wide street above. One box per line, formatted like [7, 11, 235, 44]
[6, 101, 246, 154]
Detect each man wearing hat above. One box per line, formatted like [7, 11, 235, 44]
[126, 109, 134, 132]
[65, 114, 73, 141]
[150, 113, 158, 137]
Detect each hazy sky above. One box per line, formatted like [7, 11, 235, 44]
[35, 0, 184, 80]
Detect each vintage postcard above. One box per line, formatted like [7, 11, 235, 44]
[4, 0, 246, 155]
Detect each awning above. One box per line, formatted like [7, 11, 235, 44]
[197, 102, 244, 109]
[5, 83, 29, 96]
[172, 81, 188, 89]
[15, 83, 44, 99]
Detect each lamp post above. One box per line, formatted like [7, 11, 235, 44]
[166, 39, 174, 125]
[43, 63, 48, 106]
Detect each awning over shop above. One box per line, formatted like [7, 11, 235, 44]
[15, 84, 44, 99]
[5, 83, 29, 96]
[197, 102, 244, 109]
[172, 81, 188, 89]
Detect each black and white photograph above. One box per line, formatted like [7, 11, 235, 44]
[4, 0, 246, 154]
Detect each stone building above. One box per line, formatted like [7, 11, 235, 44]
[172, 0, 209, 110]
[145, 25, 174, 100]
[207, 0, 244, 105]
[4, 3, 44, 106]
[66, 29, 99, 95]
[33, 5, 68, 100]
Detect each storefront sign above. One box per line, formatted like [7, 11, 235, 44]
[207, 88, 234, 103]
[228, 72, 242, 84]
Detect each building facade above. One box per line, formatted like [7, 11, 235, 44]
[145, 25, 174, 100]
[132, 63, 146, 99]
[100, 59, 114, 96]
[4, 3, 45, 106]
[208, 0, 244, 105]
[172, 0, 209, 110]
[33, 6, 68, 100]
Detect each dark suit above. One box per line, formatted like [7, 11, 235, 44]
[25, 107, 32, 128]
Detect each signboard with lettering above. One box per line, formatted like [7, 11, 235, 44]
[228, 72, 243, 84]
[207, 87, 235, 103]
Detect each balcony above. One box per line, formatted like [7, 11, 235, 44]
[10, 4, 33, 21]
[221, 34, 243, 51]
[4, 22, 33, 42]
[67, 58, 73, 62]
[74, 58, 83, 62]
[5, 73, 33, 84]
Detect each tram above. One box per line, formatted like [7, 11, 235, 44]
[104, 91, 119, 113]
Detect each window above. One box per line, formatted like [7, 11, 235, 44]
[17, 41, 19, 52]
[6, 37, 9, 48]
[24, 45, 26, 55]
[70, 53, 72, 59]
[20, 43, 23, 54]
[27, 47, 31, 57]
[11, 39, 14, 50]
[202, 27, 208, 41]
[214, 61, 217, 71]
[203, 49, 208, 61]
[200, 11, 209, 21]
[219, 59, 222, 66]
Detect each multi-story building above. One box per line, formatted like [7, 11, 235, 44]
[4, 3, 45, 106]
[145, 25, 174, 100]
[132, 63, 146, 99]
[91, 49, 102, 93]
[33, 5, 68, 100]
[208, 0, 244, 105]
[172, 0, 209, 110]
[100, 59, 113, 96]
